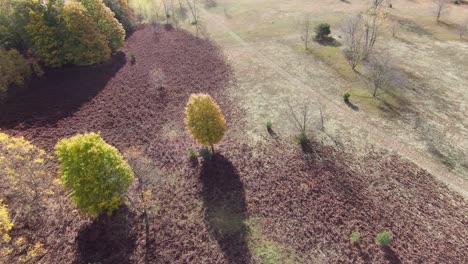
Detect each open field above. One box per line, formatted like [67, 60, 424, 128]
[0, 0, 467, 263]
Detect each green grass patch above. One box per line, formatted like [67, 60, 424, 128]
[350, 87, 403, 116]
[245, 219, 300, 264]
[301, 44, 358, 80]
[206, 206, 245, 236]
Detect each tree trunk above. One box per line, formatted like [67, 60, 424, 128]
[211, 144, 215, 154]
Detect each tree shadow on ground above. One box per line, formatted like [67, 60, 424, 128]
[345, 100, 360, 111]
[0, 52, 126, 129]
[74, 205, 137, 264]
[383, 247, 402, 264]
[200, 154, 251, 264]
[316, 36, 342, 47]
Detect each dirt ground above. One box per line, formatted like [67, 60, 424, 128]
[0, 0, 468, 263]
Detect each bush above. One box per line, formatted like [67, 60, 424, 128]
[188, 148, 198, 159]
[81, 0, 126, 52]
[55, 132, 134, 217]
[184, 93, 226, 152]
[375, 230, 393, 246]
[0, 48, 31, 99]
[297, 132, 309, 146]
[315, 23, 331, 40]
[343, 91, 351, 103]
[266, 119, 272, 131]
[130, 52, 136, 64]
[350, 231, 361, 244]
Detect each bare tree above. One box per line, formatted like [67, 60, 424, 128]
[341, 15, 365, 71]
[391, 20, 399, 37]
[171, 0, 179, 29]
[287, 100, 311, 145]
[433, 0, 449, 22]
[362, 14, 380, 58]
[124, 148, 160, 263]
[458, 17, 468, 39]
[366, 52, 394, 97]
[301, 14, 312, 50]
[162, 0, 171, 24]
[186, 0, 201, 35]
[370, 0, 386, 11]
[341, 14, 381, 71]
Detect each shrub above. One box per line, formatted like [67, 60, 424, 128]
[343, 91, 351, 103]
[130, 52, 136, 64]
[184, 93, 226, 153]
[199, 147, 212, 160]
[350, 231, 361, 244]
[0, 199, 13, 243]
[188, 148, 197, 159]
[315, 23, 331, 40]
[375, 230, 393, 246]
[55, 132, 134, 217]
[81, 0, 126, 52]
[297, 132, 309, 146]
[0, 48, 31, 99]
[266, 119, 272, 131]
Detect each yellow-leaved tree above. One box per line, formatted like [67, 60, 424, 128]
[55, 132, 134, 217]
[184, 93, 226, 153]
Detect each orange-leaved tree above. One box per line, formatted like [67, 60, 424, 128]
[184, 93, 226, 153]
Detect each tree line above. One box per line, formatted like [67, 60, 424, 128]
[0, 0, 133, 98]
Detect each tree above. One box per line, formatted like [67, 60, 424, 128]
[433, 0, 449, 22]
[55, 132, 134, 217]
[301, 14, 311, 50]
[341, 15, 365, 71]
[103, 0, 133, 32]
[0, 48, 31, 99]
[370, 0, 386, 11]
[341, 13, 381, 70]
[80, 0, 126, 52]
[184, 93, 226, 153]
[62, 1, 111, 65]
[366, 52, 394, 97]
[26, 0, 67, 67]
[458, 17, 468, 39]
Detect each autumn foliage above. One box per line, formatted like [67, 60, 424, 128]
[55, 133, 134, 217]
[0, 49, 31, 98]
[0, 200, 13, 244]
[0, 132, 51, 219]
[184, 94, 226, 152]
[24, 0, 125, 67]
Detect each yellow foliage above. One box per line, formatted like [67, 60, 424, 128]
[0, 48, 31, 99]
[184, 94, 226, 149]
[0, 200, 13, 244]
[19, 242, 47, 263]
[0, 132, 52, 213]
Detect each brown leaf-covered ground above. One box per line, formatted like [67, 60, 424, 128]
[0, 27, 466, 264]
